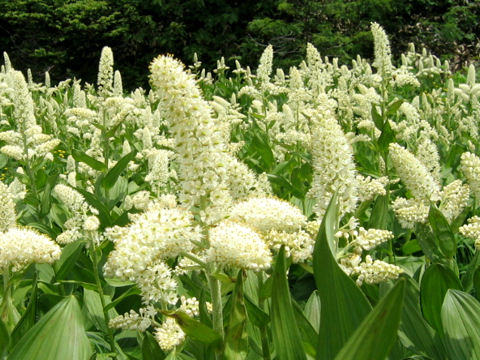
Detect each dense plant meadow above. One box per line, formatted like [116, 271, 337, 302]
[1, 23, 480, 359]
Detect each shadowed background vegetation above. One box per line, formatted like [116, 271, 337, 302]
[0, 0, 478, 89]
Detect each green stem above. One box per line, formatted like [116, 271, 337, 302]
[208, 274, 224, 360]
[90, 239, 116, 357]
[0, 268, 10, 315]
[256, 272, 271, 360]
[181, 252, 207, 268]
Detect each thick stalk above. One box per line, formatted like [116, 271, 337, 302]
[90, 240, 116, 356]
[208, 274, 224, 359]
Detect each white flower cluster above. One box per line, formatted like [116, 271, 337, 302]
[356, 175, 387, 202]
[0, 227, 61, 272]
[0, 181, 61, 272]
[371, 22, 393, 78]
[459, 216, 480, 249]
[439, 180, 470, 223]
[104, 202, 201, 280]
[97, 46, 114, 97]
[350, 255, 403, 286]
[460, 152, 480, 200]
[392, 197, 429, 229]
[230, 197, 306, 233]
[229, 197, 315, 262]
[53, 184, 100, 244]
[0, 70, 60, 162]
[389, 143, 440, 201]
[154, 318, 185, 351]
[136, 263, 178, 305]
[0, 181, 16, 231]
[355, 227, 394, 251]
[206, 220, 272, 271]
[307, 109, 358, 220]
[150, 55, 231, 222]
[109, 306, 156, 332]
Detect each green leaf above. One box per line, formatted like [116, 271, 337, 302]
[386, 99, 404, 117]
[369, 195, 391, 230]
[313, 194, 372, 360]
[244, 295, 269, 327]
[293, 300, 318, 357]
[304, 290, 321, 333]
[9, 296, 92, 360]
[74, 187, 112, 227]
[441, 290, 480, 359]
[103, 151, 136, 189]
[0, 318, 9, 357]
[224, 271, 248, 360]
[334, 279, 405, 360]
[271, 247, 307, 360]
[420, 264, 462, 333]
[54, 241, 85, 281]
[142, 332, 166, 360]
[415, 223, 441, 262]
[429, 205, 456, 258]
[10, 274, 38, 347]
[83, 288, 118, 333]
[371, 105, 383, 130]
[172, 311, 222, 346]
[398, 278, 446, 360]
[377, 118, 395, 153]
[72, 150, 107, 172]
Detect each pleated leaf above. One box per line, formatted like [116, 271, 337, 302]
[420, 264, 462, 333]
[9, 296, 92, 360]
[441, 289, 480, 359]
[334, 279, 405, 360]
[313, 194, 371, 360]
[399, 278, 446, 360]
[271, 246, 307, 360]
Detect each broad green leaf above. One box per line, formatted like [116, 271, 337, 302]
[10, 274, 38, 347]
[9, 296, 92, 360]
[103, 151, 136, 189]
[224, 271, 248, 360]
[293, 300, 318, 357]
[0, 318, 9, 356]
[313, 194, 371, 360]
[172, 311, 222, 345]
[398, 278, 446, 360]
[429, 205, 456, 258]
[304, 290, 321, 333]
[371, 105, 384, 130]
[441, 290, 480, 359]
[244, 295, 269, 327]
[104, 286, 141, 312]
[83, 288, 118, 333]
[72, 149, 107, 172]
[377, 119, 395, 153]
[334, 279, 405, 360]
[386, 99, 404, 116]
[142, 332, 166, 360]
[75, 187, 112, 227]
[420, 264, 462, 333]
[54, 241, 85, 281]
[415, 223, 440, 262]
[271, 247, 307, 360]
[369, 195, 391, 230]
